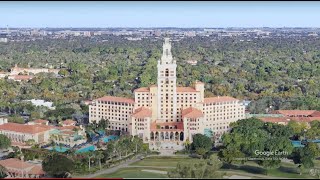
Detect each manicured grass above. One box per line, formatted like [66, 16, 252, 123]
[129, 156, 196, 167]
[222, 160, 317, 179]
[98, 156, 320, 179]
[96, 167, 169, 178]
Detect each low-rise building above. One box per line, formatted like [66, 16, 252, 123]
[8, 75, 34, 82]
[0, 123, 53, 146]
[23, 99, 55, 110]
[62, 120, 77, 126]
[0, 158, 45, 178]
[27, 119, 49, 126]
[50, 125, 86, 147]
[10, 64, 60, 76]
[258, 110, 320, 127]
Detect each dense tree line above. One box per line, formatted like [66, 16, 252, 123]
[0, 35, 319, 121]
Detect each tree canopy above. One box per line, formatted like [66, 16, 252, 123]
[42, 153, 75, 178]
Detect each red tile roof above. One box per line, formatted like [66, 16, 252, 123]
[182, 107, 204, 118]
[204, 96, 238, 104]
[96, 96, 135, 104]
[57, 125, 80, 131]
[132, 107, 152, 118]
[63, 119, 76, 125]
[0, 158, 44, 175]
[0, 158, 31, 169]
[259, 117, 320, 123]
[272, 110, 318, 117]
[259, 117, 290, 123]
[33, 119, 48, 124]
[134, 87, 150, 92]
[10, 75, 34, 80]
[311, 111, 320, 117]
[30, 166, 45, 175]
[0, 123, 52, 134]
[177, 87, 198, 92]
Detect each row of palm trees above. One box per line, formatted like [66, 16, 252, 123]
[76, 135, 144, 172]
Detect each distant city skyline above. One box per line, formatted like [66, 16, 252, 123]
[1, 1, 320, 28]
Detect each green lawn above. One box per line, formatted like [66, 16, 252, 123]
[97, 156, 320, 179]
[96, 167, 169, 178]
[130, 156, 196, 167]
[222, 160, 319, 179]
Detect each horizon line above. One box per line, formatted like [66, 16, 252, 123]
[2, 26, 320, 29]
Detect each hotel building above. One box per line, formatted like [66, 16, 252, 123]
[89, 38, 245, 150]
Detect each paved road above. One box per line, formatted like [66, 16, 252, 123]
[128, 165, 175, 169]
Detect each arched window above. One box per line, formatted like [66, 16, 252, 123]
[165, 68, 169, 77]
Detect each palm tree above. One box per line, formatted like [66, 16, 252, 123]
[131, 135, 142, 154]
[184, 138, 191, 153]
[95, 151, 104, 170]
[85, 151, 95, 171]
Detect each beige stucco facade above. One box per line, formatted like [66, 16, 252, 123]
[89, 38, 245, 150]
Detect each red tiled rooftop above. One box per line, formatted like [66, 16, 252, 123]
[259, 117, 290, 123]
[272, 110, 317, 116]
[259, 117, 320, 123]
[33, 119, 48, 124]
[204, 96, 238, 104]
[182, 107, 204, 118]
[177, 87, 198, 92]
[30, 166, 45, 175]
[134, 87, 150, 92]
[63, 119, 76, 125]
[0, 158, 45, 175]
[0, 158, 33, 169]
[311, 111, 320, 117]
[0, 123, 52, 134]
[96, 96, 135, 104]
[10, 75, 34, 80]
[132, 107, 152, 118]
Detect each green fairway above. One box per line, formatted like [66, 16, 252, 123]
[96, 156, 320, 179]
[96, 167, 169, 178]
[222, 160, 319, 179]
[129, 156, 196, 167]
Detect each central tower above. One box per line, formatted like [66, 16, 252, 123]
[157, 38, 178, 122]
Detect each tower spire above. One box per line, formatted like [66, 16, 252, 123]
[160, 38, 174, 65]
[157, 38, 177, 122]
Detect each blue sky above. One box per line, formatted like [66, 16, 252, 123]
[1, 1, 320, 28]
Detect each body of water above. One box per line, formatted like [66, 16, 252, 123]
[103, 135, 119, 143]
[49, 146, 70, 152]
[76, 145, 95, 153]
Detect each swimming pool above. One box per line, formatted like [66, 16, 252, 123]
[102, 135, 119, 143]
[291, 140, 305, 147]
[50, 146, 70, 152]
[76, 145, 95, 153]
[291, 139, 320, 148]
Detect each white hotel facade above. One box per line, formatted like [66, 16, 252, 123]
[89, 38, 245, 150]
